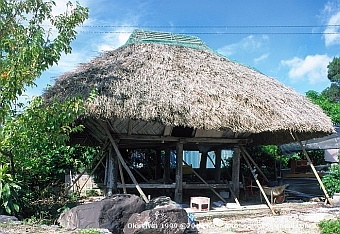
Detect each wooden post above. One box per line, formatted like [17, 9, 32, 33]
[107, 146, 114, 196]
[292, 132, 334, 206]
[199, 151, 208, 180]
[215, 150, 222, 183]
[117, 155, 126, 194]
[100, 121, 149, 203]
[175, 142, 183, 203]
[155, 149, 162, 180]
[112, 148, 119, 194]
[164, 148, 171, 183]
[232, 147, 241, 199]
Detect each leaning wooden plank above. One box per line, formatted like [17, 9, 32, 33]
[240, 146, 269, 182]
[182, 159, 227, 203]
[100, 121, 149, 203]
[292, 132, 333, 206]
[241, 150, 276, 215]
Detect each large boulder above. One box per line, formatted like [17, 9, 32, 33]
[58, 194, 145, 233]
[123, 196, 189, 234]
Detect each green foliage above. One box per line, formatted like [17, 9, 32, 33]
[322, 83, 340, 103]
[318, 219, 340, 234]
[327, 57, 340, 85]
[306, 90, 340, 124]
[78, 228, 103, 234]
[0, 0, 89, 122]
[85, 189, 100, 197]
[0, 164, 20, 215]
[322, 164, 340, 197]
[241, 145, 283, 181]
[0, 94, 92, 218]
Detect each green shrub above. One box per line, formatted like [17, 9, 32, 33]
[0, 164, 20, 215]
[318, 219, 340, 234]
[78, 228, 103, 234]
[322, 164, 340, 197]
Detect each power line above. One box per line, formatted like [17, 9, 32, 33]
[77, 24, 340, 28]
[77, 31, 340, 35]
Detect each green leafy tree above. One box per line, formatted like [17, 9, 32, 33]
[0, 0, 89, 122]
[323, 57, 340, 102]
[0, 96, 81, 215]
[306, 90, 340, 124]
[327, 57, 340, 84]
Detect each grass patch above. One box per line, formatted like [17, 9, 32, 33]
[318, 219, 340, 234]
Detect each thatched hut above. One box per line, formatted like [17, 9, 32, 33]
[44, 30, 334, 203]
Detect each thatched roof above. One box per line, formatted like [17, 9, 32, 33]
[44, 30, 334, 147]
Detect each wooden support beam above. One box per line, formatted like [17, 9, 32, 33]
[175, 142, 183, 203]
[232, 147, 241, 199]
[117, 155, 126, 194]
[107, 146, 115, 196]
[215, 150, 222, 183]
[240, 146, 269, 182]
[112, 150, 118, 194]
[101, 121, 149, 203]
[164, 148, 171, 183]
[155, 149, 162, 180]
[115, 135, 249, 144]
[292, 132, 333, 206]
[241, 150, 276, 215]
[199, 151, 208, 180]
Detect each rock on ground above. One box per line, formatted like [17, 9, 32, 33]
[124, 196, 189, 234]
[58, 194, 145, 234]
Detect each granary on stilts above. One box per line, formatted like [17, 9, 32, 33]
[43, 30, 334, 209]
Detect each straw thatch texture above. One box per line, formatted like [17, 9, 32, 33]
[44, 40, 334, 146]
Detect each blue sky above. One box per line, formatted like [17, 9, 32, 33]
[26, 0, 340, 98]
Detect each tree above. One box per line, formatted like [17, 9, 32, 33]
[306, 90, 340, 124]
[0, 0, 89, 122]
[327, 57, 340, 84]
[324, 57, 340, 102]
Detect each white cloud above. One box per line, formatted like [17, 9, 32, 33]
[281, 54, 332, 84]
[254, 53, 270, 63]
[324, 12, 340, 46]
[217, 35, 269, 57]
[97, 30, 133, 52]
[320, 1, 340, 46]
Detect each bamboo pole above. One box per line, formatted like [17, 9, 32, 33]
[240, 146, 269, 182]
[101, 121, 149, 203]
[292, 132, 333, 206]
[207, 154, 241, 206]
[182, 159, 227, 203]
[241, 150, 276, 215]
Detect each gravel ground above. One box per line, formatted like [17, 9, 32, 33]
[0, 202, 338, 234]
[192, 202, 339, 234]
